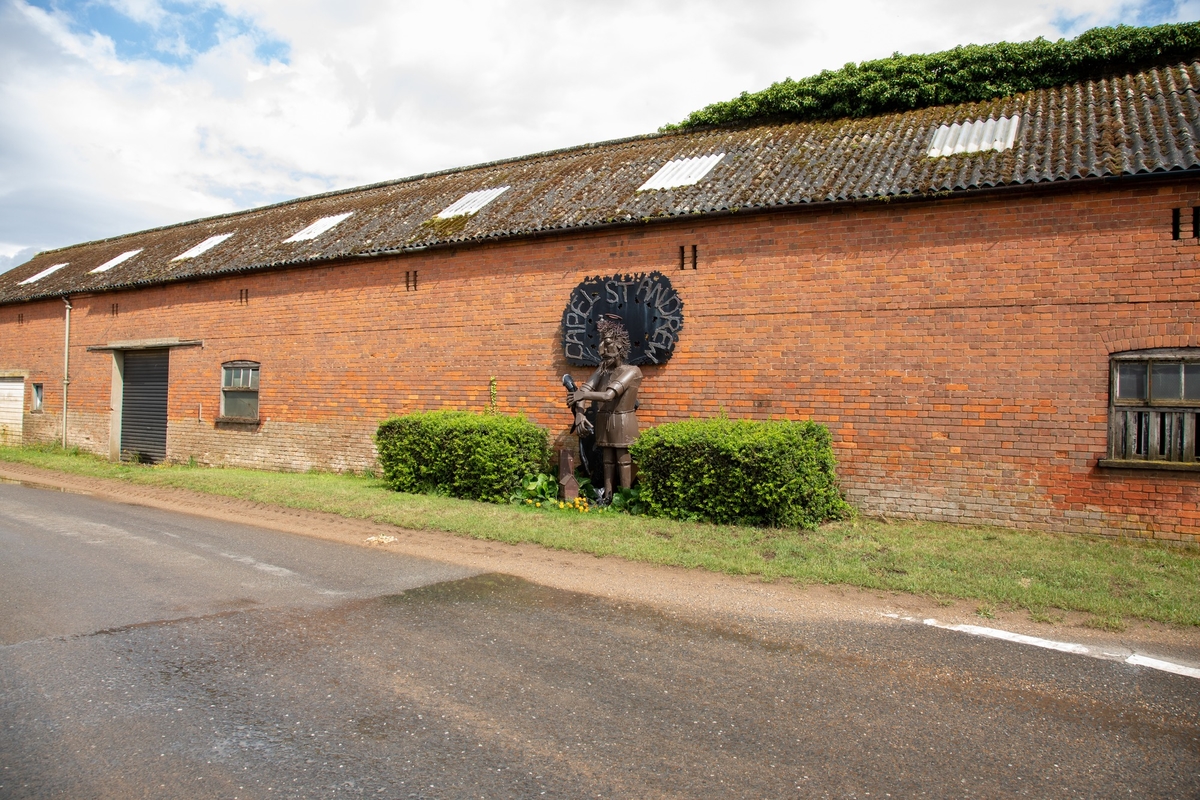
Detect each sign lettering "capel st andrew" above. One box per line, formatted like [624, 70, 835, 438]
[561, 271, 684, 367]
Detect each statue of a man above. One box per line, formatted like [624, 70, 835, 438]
[568, 314, 643, 500]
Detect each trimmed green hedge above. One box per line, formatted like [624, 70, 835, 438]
[630, 418, 849, 528]
[665, 23, 1200, 130]
[375, 411, 550, 503]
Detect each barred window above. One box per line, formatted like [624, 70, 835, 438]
[1104, 350, 1200, 468]
[220, 361, 259, 421]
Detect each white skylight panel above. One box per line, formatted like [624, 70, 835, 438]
[172, 233, 234, 261]
[927, 115, 1021, 158]
[18, 263, 68, 285]
[90, 249, 143, 273]
[436, 187, 510, 219]
[638, 153, 726, 191]
[284, 212, 354, 243]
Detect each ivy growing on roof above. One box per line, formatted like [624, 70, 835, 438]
[663, 23, 1200, 131]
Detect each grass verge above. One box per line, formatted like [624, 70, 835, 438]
[2, 444, 1198, 628]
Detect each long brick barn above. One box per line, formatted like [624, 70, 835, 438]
[2, 61, 1199, 541]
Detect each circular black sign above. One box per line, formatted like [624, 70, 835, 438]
[561, 271, 684, 366]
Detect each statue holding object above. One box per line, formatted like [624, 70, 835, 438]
[565, 314, 643, 501]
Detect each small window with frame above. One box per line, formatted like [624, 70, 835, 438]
[1114, 360, 1200, 406]
[220, 361, 259, 422]
[31, 383, 43, 413]
[1105, 349, 1200, 467]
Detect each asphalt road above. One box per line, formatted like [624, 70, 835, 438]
[1, 481, 1198, 799]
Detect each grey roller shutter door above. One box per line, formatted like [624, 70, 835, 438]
[121, 350, 168, 463]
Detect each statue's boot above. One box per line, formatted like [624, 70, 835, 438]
[617, 450, 632, 490]
[601, 449, 616, 502]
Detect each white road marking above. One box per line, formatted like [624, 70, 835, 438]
[894, 616, 1200, 680]
[4, 505, 174, 550]
[1126, 654, 1200, 680]
[211, 549, 345, 594]
[3, 495, 350, 597]
[924, 619, 1092, 655]
[218, 552, 297, 577]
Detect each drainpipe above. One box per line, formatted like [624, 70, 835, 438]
[62, 296, 71, 448]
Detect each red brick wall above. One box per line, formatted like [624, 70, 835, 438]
[1, 178, 1197, 540]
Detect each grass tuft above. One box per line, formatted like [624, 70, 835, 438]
[1084, 614, 1129, 633]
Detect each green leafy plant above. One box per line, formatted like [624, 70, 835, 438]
[375, 411, 550, 503]
[664, 23, 1200, 130]
[630, 417, 850, 528]
[511, 472, 558, 506]
[576, 473, 599, 503]
[610, 485, 647, 516]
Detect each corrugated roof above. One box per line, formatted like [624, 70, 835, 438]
[638, 153, 727, 190]
[17, 262, 67, 286]
[283, 212, 354, 242]
[437, 186, 511, 218]
[171, 233, 234, 261]
[90, 248, 142, 273]
[927, 115, 1021, 157]
[3, 60, 1199, 304]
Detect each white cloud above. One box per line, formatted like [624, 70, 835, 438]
[0, 244, 39, 275]
[0, 0, 1191, 273]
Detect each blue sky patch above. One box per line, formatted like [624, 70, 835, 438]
[1126, 0, 1190, 25]
[28, 0, 290, 67]
[1052, 0, 1189, 36]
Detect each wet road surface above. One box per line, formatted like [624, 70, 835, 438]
[1, 482, 1198, 798]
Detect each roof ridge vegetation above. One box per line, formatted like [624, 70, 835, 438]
[663, 22, 1200, 131]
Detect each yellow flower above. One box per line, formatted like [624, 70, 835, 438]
[525, 499, 532, 504]
[535, 502, 541, 508]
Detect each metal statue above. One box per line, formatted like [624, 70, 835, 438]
[565, 313, 643, 501]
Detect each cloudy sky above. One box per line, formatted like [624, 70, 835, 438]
[1, 0, 1196, 273]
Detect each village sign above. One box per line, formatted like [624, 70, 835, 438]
[560, 271, 684, 366]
